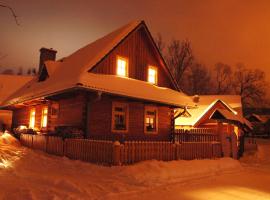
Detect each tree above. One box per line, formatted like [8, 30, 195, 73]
[155, 33, 165, 54]
[214, 62, 232, 94]
[182, 63, 212, 95]
[17, 67, 23, 75]
[166, 39, 193, 90]
[27, 68, 31, 75]
[1, 68, 14, 75]
[233, 63, 267, 107]
[0, 3, 19, 25]
[32, 68, 37, 75]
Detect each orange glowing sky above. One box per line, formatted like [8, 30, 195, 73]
[1, 0, 270, 80]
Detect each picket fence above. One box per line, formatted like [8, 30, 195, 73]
[20, 134, 222, 166]
[174, 128, 219, 142]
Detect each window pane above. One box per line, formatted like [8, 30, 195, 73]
[148, 67, 157, 84]
[115, 114, 126, 130]
[29, 109, 35, 128]
[117, 57, 127, 77]
[41, 107, 48, 128]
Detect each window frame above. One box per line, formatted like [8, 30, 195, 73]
[50, 102, 59, 119]
[41, 106, 48, 128]
[144, 105, 158, 134]
[29, 108, 36, 129]
[116, 55, 129, 77]
[111, 102, 129, 133]
[147, 65, 158, 85]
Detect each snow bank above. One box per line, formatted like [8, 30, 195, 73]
[118, 158, 242, 187]
[0, 134, 244, 199]
[0, 132, 22, 169]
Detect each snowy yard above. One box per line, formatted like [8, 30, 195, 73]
[0, 133, 270, 200]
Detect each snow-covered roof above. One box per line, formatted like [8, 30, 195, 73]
[175, 95, 244, 127]
[0, 74, 33, 105]
[3, 73, 192, 107]
[1, 20, 190, 107]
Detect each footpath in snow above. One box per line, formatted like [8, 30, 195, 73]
[0, 132, 268, 200]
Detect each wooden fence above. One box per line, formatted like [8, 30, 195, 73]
[20, 134, 222, 166]
[174, 128, 219, 142]
[119, 141, 222, 165]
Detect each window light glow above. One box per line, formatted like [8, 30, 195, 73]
[41, 107, 48, 128]
[29, 109, 36, 129]
[117, 57, 128, 77]
[148, 66, 157, 84]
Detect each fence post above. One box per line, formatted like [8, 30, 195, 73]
[231, 132, 238, 159]
[174, 142, 179, 160]
[112, 141, 121, 166]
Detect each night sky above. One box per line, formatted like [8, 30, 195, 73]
[1, 0, 270, 80]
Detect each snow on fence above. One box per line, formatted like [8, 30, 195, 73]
[174, 128, 219, 142]
[64, 139, 113, 164]
[20, 134, 222, 166]
[119, 141, 222, 165]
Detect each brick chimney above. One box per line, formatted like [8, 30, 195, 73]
[39, 47, 57, 74]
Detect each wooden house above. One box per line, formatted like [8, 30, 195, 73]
[0, 21, 191, 141]
[175, 95, 250, 131]
[174, 95, 251, 157]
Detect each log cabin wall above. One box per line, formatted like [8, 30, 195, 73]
[87, 93, 172, 141]
[48, 92, 86, 131]
[91, 27, 175, 89]
[12, 104, 47, 129]
[12, 92, 86, 132]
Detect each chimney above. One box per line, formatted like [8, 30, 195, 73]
[39, 47, 57, 74]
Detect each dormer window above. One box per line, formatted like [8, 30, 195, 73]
[116, 56, 128, 77]
[148, 66, 157, 84]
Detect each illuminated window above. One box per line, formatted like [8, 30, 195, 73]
[116, 56, 128, 77]
[144, 106, 158, 134]
[29, 108, 36, 128]
[112, 102, 129, 132]
[148, 66, 158, 84]
[41, 107, 48, 128]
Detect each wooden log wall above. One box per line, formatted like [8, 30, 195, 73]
[91, 26, 175, 89]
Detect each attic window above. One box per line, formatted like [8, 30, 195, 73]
[148, 66, 157, 84]
[116, 56, 128, 77]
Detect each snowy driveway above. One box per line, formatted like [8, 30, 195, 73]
[0, 133, 270, 200]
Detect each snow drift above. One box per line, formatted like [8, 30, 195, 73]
[0, 132, 244, 199]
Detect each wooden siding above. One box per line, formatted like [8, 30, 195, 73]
[12, 92, 172, 141]
[87, 94, 172, 141]
[91, 27, 174, 89]
[12, 104, 48, 129]
[49, 93, 86, 130]
[12, 92, 86, 131]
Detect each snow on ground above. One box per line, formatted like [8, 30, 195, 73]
[0, 132, 269, 200]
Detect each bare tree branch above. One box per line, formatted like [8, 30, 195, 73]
[0, 3, 19, 25]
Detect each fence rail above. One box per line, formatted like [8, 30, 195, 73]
[174, 128, 219, 142]
[20, 134, 222, 166]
